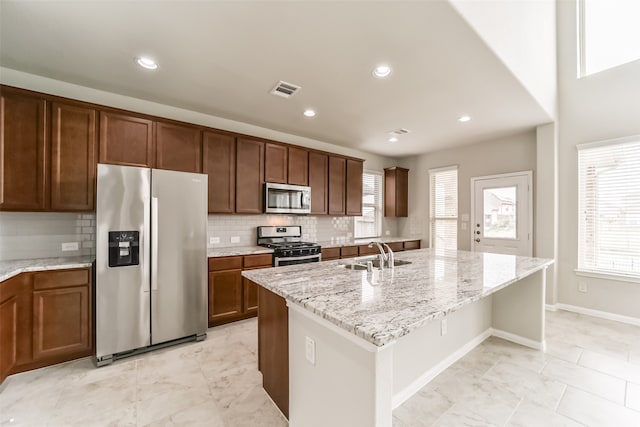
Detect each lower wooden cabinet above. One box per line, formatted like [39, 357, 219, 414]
[0, 267, 93, 384]
[208, 254, 272, 326]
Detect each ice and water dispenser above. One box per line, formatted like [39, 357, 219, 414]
[108, 231, 140, 267]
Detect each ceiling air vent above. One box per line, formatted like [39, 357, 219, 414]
[270, 81, 301, 98]
[390, 128, 411, 136]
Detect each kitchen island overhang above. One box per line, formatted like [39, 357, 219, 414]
[243, 248, 553, 427]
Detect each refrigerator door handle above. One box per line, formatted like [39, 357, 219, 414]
[151, 196, 159, 291]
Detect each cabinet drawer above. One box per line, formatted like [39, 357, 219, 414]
[387, 242, 404, 252]
[321, 247, 340, 261]
[33, 269, 89, 290]
[209, 256, 243, 272]
[403, 240, 421, 250]
[340, 246, 358, 258]
[244, 254, 273, 269]
[358, 245, 378, 256]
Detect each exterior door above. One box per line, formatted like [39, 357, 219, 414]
[471, 171, 532, 256]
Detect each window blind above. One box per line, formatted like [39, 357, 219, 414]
[578, 137, 640, 276]
[430, 167, 458, 250]
[354, 171, 382, 238]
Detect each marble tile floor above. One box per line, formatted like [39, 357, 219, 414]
[1, 310, 640, 426]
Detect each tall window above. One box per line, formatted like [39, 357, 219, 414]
[578, 136, 640, 277]
[579, 0, 640, 77]
[354, 171, 382, 238]
[429, 166, 458, 250]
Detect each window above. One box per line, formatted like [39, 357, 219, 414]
[578, 135, 640, 277]
[578, 0, 640, 77]
[429, 166, 458, 250]
[354, 171, 382, 238]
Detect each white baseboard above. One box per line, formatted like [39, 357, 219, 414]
[545, 304, 557, 312]
[391, 328, 492, 409]
[490, 328, 546, 351]
[555, 303, 640, 327]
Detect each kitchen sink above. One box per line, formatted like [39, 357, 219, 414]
[339, 259, 412, 270]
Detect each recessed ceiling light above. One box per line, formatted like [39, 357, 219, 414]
[372, 65, 392, 78]
[389, 136, 399, 143]
[458, 115, 471, 123]
[303, 109, 316, 118]
[136, 57, 158, 70]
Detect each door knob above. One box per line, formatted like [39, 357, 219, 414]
[475, 238, 480, 243]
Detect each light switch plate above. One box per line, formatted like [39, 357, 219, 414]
[230, 236, 240, 243]
[441, 318, 447, 336]
[209, 237, 220, 245]
[460, 222, 468, 230]
[578, 281, 588, 293]
[461, 213, 470, 222]
[61, 242, 79, 251]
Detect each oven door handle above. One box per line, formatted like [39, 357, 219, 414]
[275, 254, 321, 266]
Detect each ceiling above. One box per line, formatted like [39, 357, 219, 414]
[0, 1, 551, 158]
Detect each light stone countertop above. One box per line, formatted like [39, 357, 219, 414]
[207, 246, 274, 258]
[242, 248, 553, 347]
[318, 236, 421, 249]
[0, 256, 94, 282]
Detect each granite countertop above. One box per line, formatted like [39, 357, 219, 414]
[0, 256, 94, 282]
[318, 236, 421, 249]
[208, 246, 274, 258]
[242, 248, 553, 347]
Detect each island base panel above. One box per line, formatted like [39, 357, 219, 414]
[288, 305, 393, 427]
[492, 268, 546, 349]
[257, 284, 289, 418]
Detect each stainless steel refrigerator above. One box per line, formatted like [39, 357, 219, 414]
[95, 164, 208, 366]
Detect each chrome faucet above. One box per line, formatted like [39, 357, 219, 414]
[368, 241, 394, 269]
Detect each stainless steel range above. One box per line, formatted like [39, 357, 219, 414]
[257, 225, 321, 266]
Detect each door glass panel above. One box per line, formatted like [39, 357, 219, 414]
[483, 186, 517, 239]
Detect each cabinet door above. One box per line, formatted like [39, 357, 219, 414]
[288, 146, 308, 186]
[0, 89, 47, 211]
[265, 143, 288, 184]
[203, 131, 235, 213]
[208, 270, 243, 325]
[32, 285, 90, 360]
[236, 138, 264, 214]
[328, 156, 346, 215]
[243, 278, 258, 315]
[155, 121, 202, 173]
[50, 102, 97, 211]
[345, 159, 363, 216]
[99, 111, 154, 167]
[0, 293, 18, 383]
[308, 152, 328, 215]
[396, 168, 409, 217]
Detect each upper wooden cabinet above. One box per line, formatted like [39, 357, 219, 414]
[385, 167, 409, 217]
[0, 88, 48, 211]
[50, 102, 97, 211]
[328, 156, 346, 215]
[236, 138, 265, 214]
[346, 159, 363, 216]
[309, 152, 328, 215]
[265, 143, 288, 184]
[288, 146, 309, 186]
[99, 111, 154, 167]
[155, 121, 202, 173]
[203, 131, 235, 214]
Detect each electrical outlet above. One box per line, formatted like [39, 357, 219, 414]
[578, 281, 588, 293]
[441, 318, 447, 336]
[305, 336, 316, 365]
[461, 213, 470, 222]
[230, 236, 240, 243]
[61, 242, 79, 251]
[209, 237, 220, 245]
[385, 230, 390, 236]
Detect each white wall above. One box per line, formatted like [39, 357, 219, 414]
[556, 1, 640, 318]
[450, 0, 557, 119]
[397, 131, 537, 251]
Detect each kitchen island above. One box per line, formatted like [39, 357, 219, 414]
[242, 248, 553, 427]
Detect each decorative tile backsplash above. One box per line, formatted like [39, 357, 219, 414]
[0, 212, 96, 261]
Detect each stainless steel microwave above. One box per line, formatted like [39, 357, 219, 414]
[264, 183, 311, 214]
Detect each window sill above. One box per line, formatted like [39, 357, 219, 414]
[574, 269, 640, 284]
